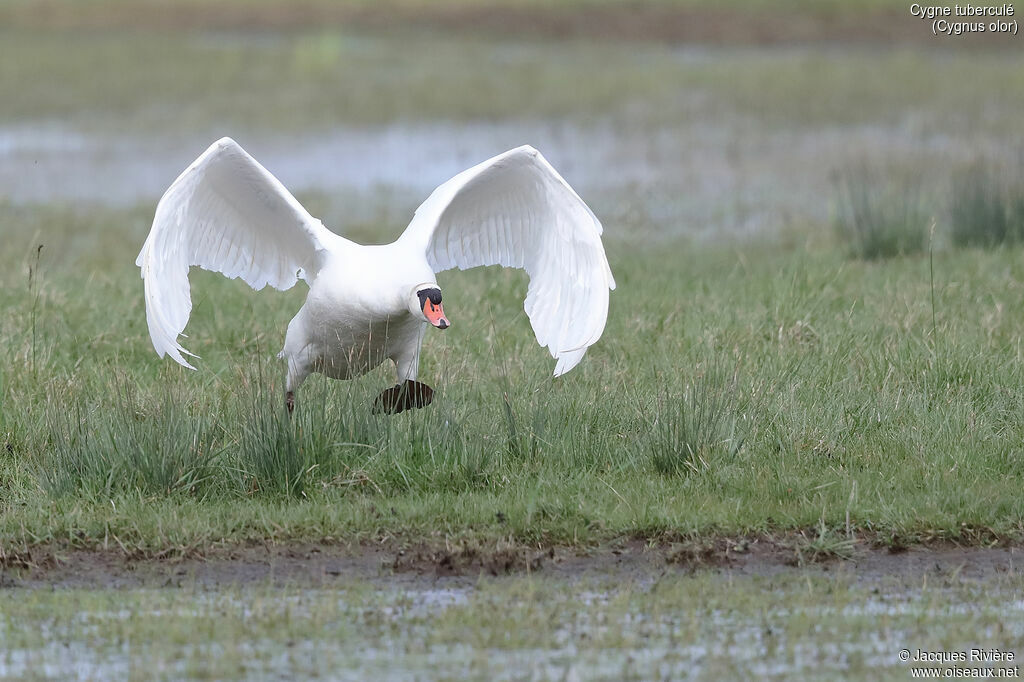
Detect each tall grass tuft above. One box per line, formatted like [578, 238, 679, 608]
[642, 365, 743, 476]
[237, 379, 386, 497]
[42, 384, 222, 499]
[833, 168, 928, 260]
[949, 163, 1024, 248]
[238, 390, 308, 497]
[374, 398, 489, 494]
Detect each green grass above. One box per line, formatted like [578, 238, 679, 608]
[833, 167, 929, 260]
[3, 199, 1024, 556]
[950, 162, 1024, 248]
[2, 29, 1023, 136]
[2, 571, 1023, 680]
[644, 363, 745, 476]
[1, 5, 1023, 559]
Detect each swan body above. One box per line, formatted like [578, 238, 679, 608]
[281, 242, 433, 386]
[137, 138, 615, 412]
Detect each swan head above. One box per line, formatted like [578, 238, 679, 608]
[411, 284, 449, 330]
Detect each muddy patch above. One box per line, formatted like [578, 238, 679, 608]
[4, 536, 1021, 590]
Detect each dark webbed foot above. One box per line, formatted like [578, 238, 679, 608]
[373, 380, 434, 415]
[286, 391, 295, 415]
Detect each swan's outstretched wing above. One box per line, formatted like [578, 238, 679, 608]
[401, 145, 615, 376]
[136, 137, 338, 369]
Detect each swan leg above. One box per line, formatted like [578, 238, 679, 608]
[282, 352, 313, 415]
[281, 313, 316, 415]
[371, 330, 432, 414]
[392, 325, 425, 383]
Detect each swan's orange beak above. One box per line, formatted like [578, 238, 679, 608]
[423, 299, 450, 329]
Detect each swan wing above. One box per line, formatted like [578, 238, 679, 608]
[402, 145, 615, 376]
[136, 137, 338, 369]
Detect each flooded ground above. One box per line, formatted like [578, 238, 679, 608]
[3, 31, 1022, 242]
[2, 544, 1023, 680]
[0, 115, 1012, 243]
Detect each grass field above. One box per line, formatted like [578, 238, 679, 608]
[3, 199, 1024, 557]
[1, 0, 1022, 562]
[2, 2, 1023, 678]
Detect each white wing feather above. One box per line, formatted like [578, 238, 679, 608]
[136, 137, 338, 369]
[401, 146, 615, 376]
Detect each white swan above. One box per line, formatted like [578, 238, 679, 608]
[137, 138, 615, 413]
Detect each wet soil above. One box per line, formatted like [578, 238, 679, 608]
[3, 536, 1021, 590]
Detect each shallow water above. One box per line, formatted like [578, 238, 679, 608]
[3, 28, 1017, 243]
[1, 115, 1002, 244]
[1, 575, 1021, 680]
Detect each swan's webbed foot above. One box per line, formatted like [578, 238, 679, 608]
[286, 391, 295, 415]
[372, 380, 434, 415]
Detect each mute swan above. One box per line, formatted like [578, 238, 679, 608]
[137, 138, 615, 413]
